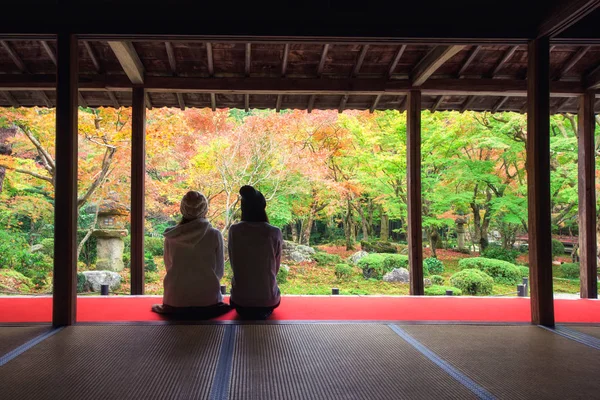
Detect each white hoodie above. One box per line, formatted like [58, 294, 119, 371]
[162, 218, 224, 307]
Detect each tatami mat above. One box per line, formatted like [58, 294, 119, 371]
[229, 324, 477, 400]
[400, 325, 600, 400]
[567, 325, 600, 340]
[0, 326, 51, 357]
[0, 325, 224, 400]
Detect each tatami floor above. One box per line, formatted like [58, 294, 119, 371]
[1, 322, 600, 400]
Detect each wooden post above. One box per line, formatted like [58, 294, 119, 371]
[578, 90, 597, 299]
[407, 89, 424, 295]
[527, 37, 554, 326]
[52, 33, 78, 326]
[131, 88, 146, 295]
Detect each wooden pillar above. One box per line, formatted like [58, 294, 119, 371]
[407, 90, 424, 295]
[527, 37, 554, 326]
[578, 91, 597, 299]
[131, 88, 146, 295]
[52, 33, 78, 326]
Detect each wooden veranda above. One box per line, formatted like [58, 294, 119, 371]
[0, 0, 598, 327]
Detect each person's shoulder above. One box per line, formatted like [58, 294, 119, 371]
[266, 224, 282, 236]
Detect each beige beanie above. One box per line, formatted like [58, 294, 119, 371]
[180, 191, 208, 219]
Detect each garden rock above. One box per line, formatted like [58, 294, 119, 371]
[95, 237, 125, 271]
[423, 278, 432, 287]
[30, 244, 45, 253]
[81, 271, 122, 292]
[383, 268, 410, 283]
[349, 251, 368, 265]
[282, 240, 315, 263]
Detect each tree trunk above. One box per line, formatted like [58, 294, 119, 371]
[290, 221, 299, 243]
[300, 215, 314, 245]
[0, 127, 17, 193]
[344, 198, 355, 250]
[429, 228, 441, 258]
[380, 211, 389, 242]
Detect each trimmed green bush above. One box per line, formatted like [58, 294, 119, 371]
[450, 269, 494, 295]
[145, 271, 161, 284]
[358, 254, 387, 279]
[0, 269, 33, 293]
[277, 267, 289, 284]
[424, 257, 444, 274]
[425, 285, 463, 296]
[458, 257, 521, 285]
[556, 263, 579, 279]
[40, 238, 54, 257]
[382, 254, 409, 270]
[334, 264, 354, 280]
[76, 272, 87, 293]
[430, 275, 445, 285]
[481, 244, 518, 263]
[552, 239, 565, 258]
[517, 266, 529, 278]
[313, 252, 343, 265]
[360, 240, 397, 253]
[145, 236, 164, 257]
[144, 251, 157, 272]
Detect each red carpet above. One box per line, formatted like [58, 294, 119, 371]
[1, 296, 599, 323]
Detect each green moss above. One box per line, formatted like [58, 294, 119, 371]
[425, 285, 462, 296]
[458, 257, 521, 285]
[450, 269, 494, 295]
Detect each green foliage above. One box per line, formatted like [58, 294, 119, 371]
[313, 252, 343, 265]
[40, 238, 54, 257]
[430, 275, 445, 285]
[144, 252, 157, 273]
[458, 257, 521, 285]
[556, 263, 579, 279]
[424, 257, 444, 274]
[358, 254, 387, 279]
[481, 244, 519, 263]
[334, 264, 354, 280]
[425, 285, 462, 296]
[517, 266, 529, 278]
[552, 239, 565, 258]
[277, 267, 289, 284]
[0, 269, 33, 293]
[145, 271, 161, 284]
[382, 254, 409, 270]
[77, 272, 87, 293]
[360, 240, 397, 253]
[145, 236, 164, 257]
[450, 269, 494, 295]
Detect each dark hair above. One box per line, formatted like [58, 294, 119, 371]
[239, 185, 269, 223]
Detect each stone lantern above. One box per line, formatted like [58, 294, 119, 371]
[92, 199, 129, 272]
[455, 217, 467, 251]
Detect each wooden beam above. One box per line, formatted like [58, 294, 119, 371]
[281, 44, 289, 77]
[554, 46, 590, 80]
[585, 62, 600, 89]
[78, 92, 87, 108]
[131, 87, 146, 296]
[165, 42, 177, 74]
[108, 41, 144, 84]
[244, 93, 249, 111]
[39, 91, 52, 107]
[527, 37, 554, 327]
[352, 44, 369, 77]
[460, 95, 476, 113]
[407, 89, 423, 296]
[431, 95, 444, 112]
[210, 93, 216, 111]
[2, 91, 19, 107]
[275, 94, 282, 112]
[552, 97, 570, 113]
[338, 94, 349, 113]
[107, 91, 120, 108]
[411, 45, 465, 86]
[176, 93, 185, 110]
[40, 41, 57, 65]
[457, 46, 480, 77]
[538, 0, 600, 37]
[317, 44, 330, 77]
[578, 90, 598, 299]
[53, 33, 78, 327]
[491, 96, 509, 113]
[206, 43, 214, 76]
[388, 45, 406, 79]
[307, 94, 316, 113]
[145, 92, 152, 109]
[398, 95, 407, 112]
[83, 41, 101, 73]
[245, 43, 251, 77]
[0, 40, 28, 72]
[491, 46, 518, 77]
[369, 93, 382, 113]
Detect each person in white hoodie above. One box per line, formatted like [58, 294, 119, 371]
[152, 191, 230, 318]
[228, 185, 282, 319]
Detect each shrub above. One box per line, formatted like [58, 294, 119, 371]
[77, 272, 87, 293]
[430, 275, 445, 285]
[277, 267, 289, 284]
[450, 269, 494, 295]
[144, 251, 157, 272]
[360, 240, 397, 253]
[425, 285, 463, 296]
[454, 247, 471, 255]
[481, 244, 518, 263]
[358, 254, 387, 279]
[0, 269, 33, 293]
[40, 238, 54, 257]
[313, 252, 343, 265]
[458, 257, 521, 285]
[334, 263, 354, 280]
[517, 266, 529, 278]
[552, 239, 565, 258]
[556, 263, 579, 279]
[145, 271, 161, 283]
[382, 254, 409, 271]
[145, 236, 164, 257]
[424, 257, 444, 274]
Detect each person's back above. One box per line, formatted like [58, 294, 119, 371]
[228, 221, 282, 308]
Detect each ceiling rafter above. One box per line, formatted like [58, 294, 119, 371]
[39, 91, 52, 107]
[210, 93, 216, 111]
[538, 0, 600, 37]
[490, 46, 518, 77]
[176, 93, 185, 110]
[245, 43, 251, 77]
[108, 41, 145, 84]
[554, 46, 590, 80]
[457, 46, 480, 77]
[584, 61, 600, 89]
[352, 44, 369, 77]
[1, 40, 28, 72]
[40, 41, 57, 65]
[460, 95, 476, 113]
[552, 97, 571, 114]
[307, 94, 316, 113]
[387, 45, 406, 79]
[281, 44, 289, 77]
[83, 41, 102, 73]
[165, 42, 177, 74]
[2, 91, 19, 107]
[78, 92, 88, 108]
[275, 95, 282, 112]
[338, 94, 349, 113]
[317, 44, 330, 77]
[145, 92, 152, 109]
[431, 95, 444, 112]
[491, 96, 509, 113]
[206, 43, 214, 76]
[411, 45, 465, 86]
[244, 93, 249, 112]
[369, 94, 382, 113]
[107, 91, 120, 108]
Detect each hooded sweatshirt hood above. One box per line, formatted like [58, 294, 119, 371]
[164, 218, 211, 246]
